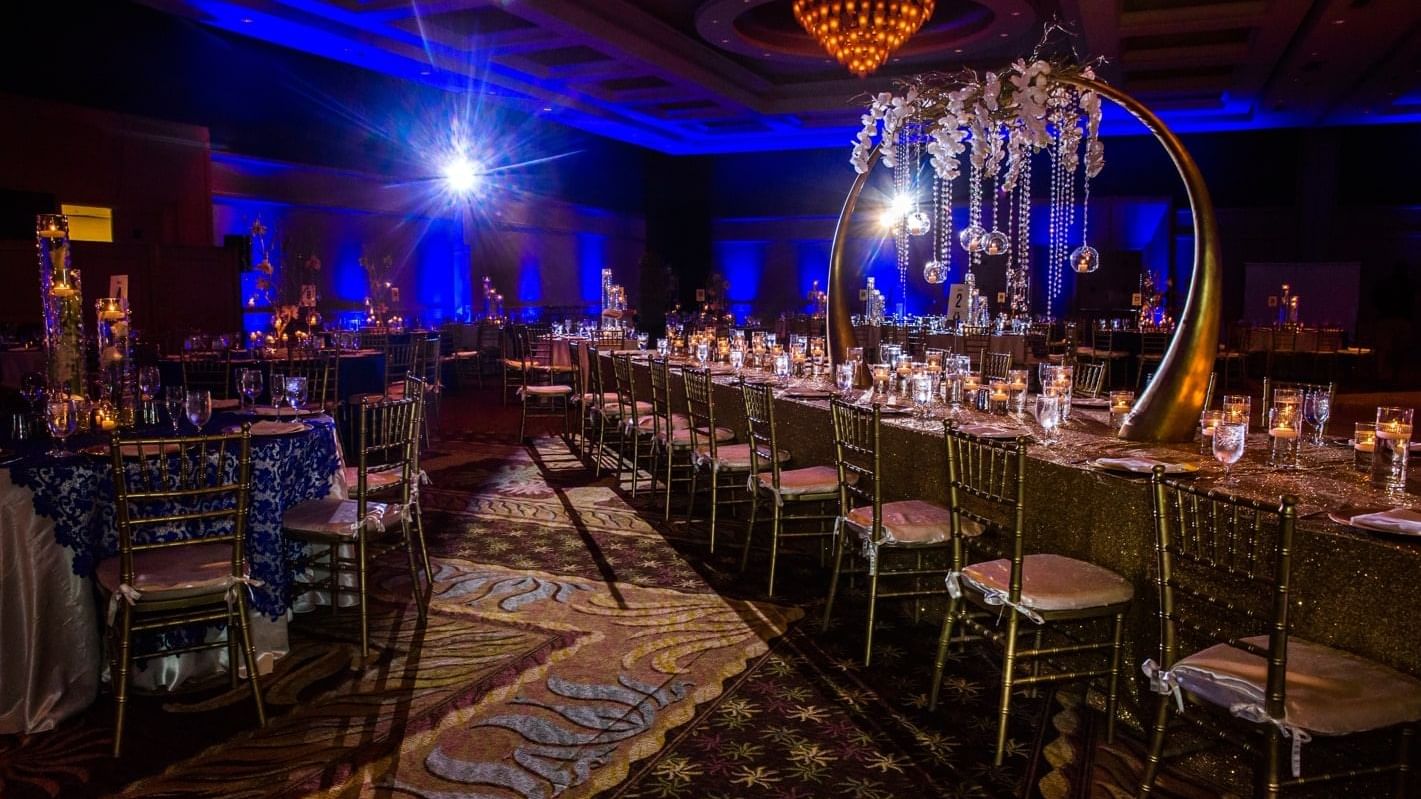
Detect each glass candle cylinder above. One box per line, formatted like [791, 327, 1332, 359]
[95, 297, 137, 427]
[1268, 405, 1302, 470]
[1222, 394, 1252, 429]
[1006, 369, 1029, 414]
[989, 379, 1010, 415]
[1200, 410, 1224, 455]
[1354, 422, 1376, 472]
[1109, 390, 1135, 430]
[1372, 407, 1414, 494]
[36, 215, 87, 400]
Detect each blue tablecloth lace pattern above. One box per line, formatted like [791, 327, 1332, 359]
[9, 415, 341, 619]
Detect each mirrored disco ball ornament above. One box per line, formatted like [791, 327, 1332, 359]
[959, 224, 986, 253]
[904, 211, 931, 236]
[982, 230, 1010, 256]
[1070, 245, 1101, 274]
[922, 260, 947, 284]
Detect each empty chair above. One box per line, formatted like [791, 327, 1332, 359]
[648, 356, 700, 520]
[181, 351, 233, 399]
[683, 367, 778, 554]
[982, 350, 1012, 382]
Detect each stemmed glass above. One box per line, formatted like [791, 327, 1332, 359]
[1303, 390, 1331, 446]
[185, 389, 212, 431]
[1034, 394, 1060, 445]
[138, 366, 161, 425]
[1213, 421, 1247, 484]
[239, 368, 263, 412]
[269, 372, 288, 420]
[164, 386, 185, 434]
[285, 376, 309, 417]
[19, 372, 46, 436]
[44, 396, 79, 457]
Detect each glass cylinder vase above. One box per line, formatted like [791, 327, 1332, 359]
[96, 297, 137, 427]
[36, 214, 86, 401]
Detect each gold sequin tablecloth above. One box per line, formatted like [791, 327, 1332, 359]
[621, 357, 1421, 692]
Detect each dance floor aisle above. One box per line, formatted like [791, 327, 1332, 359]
[0, 391, 1224, 799]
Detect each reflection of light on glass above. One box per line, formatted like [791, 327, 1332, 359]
[880, 193, 913, 228]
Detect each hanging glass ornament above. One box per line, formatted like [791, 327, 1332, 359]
[1070, 244, 1100, 274]
[905, 210, 931, 236]
[922, 260, 947, 284]
[981, 230, 1010, 256]
[959, 224, 986, 252]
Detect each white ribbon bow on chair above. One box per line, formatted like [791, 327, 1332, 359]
[945, 570, 1045, 625]
[224, 575, 266, 608]
[1140, 659, 1185, 712]
[1230, 702, 1311, 778]
[106, 583, 143, 625]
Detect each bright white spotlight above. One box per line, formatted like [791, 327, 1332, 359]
[881, 193, 913, 229]
[442, 155, 482, 196]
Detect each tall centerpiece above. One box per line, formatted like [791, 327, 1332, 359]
[36, 214, 86, 399]
[95, 296, 137, 427]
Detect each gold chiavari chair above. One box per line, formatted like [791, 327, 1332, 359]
[739, 380, 835, 596]
[1073, 360, 1108, 398]
[383, 333, 418, 393]
[181, 351, 234, 399]
[359, 330, 387, 352]
[611, 353, 657, 496]
[1136, 331, 1170, 390]
[1079, 327, 1130, 388]
[515, 339, 573, 443]
[983, 350, 1013, 382]
[929, 423, 1133, 765]
[583, 344, 622, 475]
[823, 398, 954, 666]
[649, 356, 698, 520]
[684, 367, 778, 554]
[102, 427, 265, 756]
[284, 349, 339, 413]
[285, 396, 429, 662]
[1139, 470, 1421, 797]
[1261, 378, 1335, 437]
[566, 341, 598, 453]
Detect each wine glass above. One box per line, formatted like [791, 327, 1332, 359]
[19, 372, 46, 436]
[44, 396, 78, 457]
[836, 363, 856, 395]
[164, 386, 185, 434]
[239, 368, 263, 411]
[269, 372, 287, 420]
[1213, 421, 1247, 483]
[1303, 390, 1331, 446]
[729, 348, 744, 374]
[285, 376, 308, 416]
[185, 389, 212, 431]
[1034, 394, 1060, 445]
[695, 340, 709, 367]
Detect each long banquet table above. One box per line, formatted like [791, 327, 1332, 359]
[0, 413, 344, 734]
[158, 349, 387, 405]
[619, 355, 1421, 712]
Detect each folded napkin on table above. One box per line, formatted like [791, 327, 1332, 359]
[1349, 508, 1421, 534]
[1093, 456, 1192, 474]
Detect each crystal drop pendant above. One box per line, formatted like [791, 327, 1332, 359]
[959, 224, 986, 253]
[905, 211, 931, 236]
[922, 260, 947, 284]
[1070, 244, 1100, 274]
[982, 230, 1009, 256]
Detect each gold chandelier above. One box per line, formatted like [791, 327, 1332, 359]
[792, 0, 935, 78]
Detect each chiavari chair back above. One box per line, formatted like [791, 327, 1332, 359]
[1073, 360, 1107, 397]
[284, 395, 427, 662]
[284, 349, 339, 411]
[983, 350, 1012, 381]
[383, 333, 417, 390]
[1138, 471, 1421, 796]
[611, 353, 654, 495]
[930, 423, 1133, 765]
[181, 351, 234, 399]
[682, 367, 758, 553]
[104, 426, 264, 756]
[824, 398, 954, 665]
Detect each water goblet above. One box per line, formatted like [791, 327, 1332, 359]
[729, 348, 744, 374]
[44, 396, 79, 457]
[286, 376, 309, 415]
[238, 368, 263, 411]
[269, 372, 288, 420]
[1303, 390, 1331, 446]
[185, 389, 212, 431]
[836, 363, 856, 395]
[1034, 394, 1060, 445]
[1213, 421, 1247, 483]
[164, 386, 185, 434]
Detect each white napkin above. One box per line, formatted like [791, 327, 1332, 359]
[227, 421, 309, 436]
[1349, 508, 1421, 535]
[957, 424, 1021, 439]
[1094, 456, 1192, 474]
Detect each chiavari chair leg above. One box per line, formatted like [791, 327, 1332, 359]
[593, 415, 608, 477]
[1106, 612, 1126, 743]
[708, 471, 720, 553]
[228, 603, 241, 690]
[767, 500, 783, 597]
[1136, 694, 1174, 797]
[518, 394, 529, 443]
[649, 443, 661, 502]
[863, 566, 880, 667]
[993, 611, 1022, 765]
[740, 490, 759, 575]
[629, 432, 641, 497]
[329, 544, 340, 617]
[356, 531, 370, 663]
[1395, 725, 1413, 799]
[686, 466, 699, 524]
[232, 590, 267, 727]
[111, 605, 134, 757]
[927, 596, 962, 712]
[822, 518, 846, 629]
[1261, 727, 1285, 798]
[412, 498, 433, 593]
[401, 516, 426, 620]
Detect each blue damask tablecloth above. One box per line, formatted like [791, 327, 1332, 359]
[7, 414, 342, 619]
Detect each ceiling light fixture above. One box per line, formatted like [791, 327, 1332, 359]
[792, 0, 935, 78]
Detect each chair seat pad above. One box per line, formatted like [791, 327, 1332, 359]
[1170, 635, 1421, 736]
[663, 425, 735, 445]
[961, 553, 1133, 612]
[580, 391, 619, 405]
[599, 400, 652, 417]
[695, 442, 789, 471]
[96, 542, 235, 601]
[341, 466, 403, 492]
[283, 497, 398, 538]
[504, 359, 577, 373]
[519, 384, 573, 397]
[846, 499, 953, 544]
[756, 465, 841, 497]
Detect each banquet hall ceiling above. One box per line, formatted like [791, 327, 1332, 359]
[139, 0, 1421, 154]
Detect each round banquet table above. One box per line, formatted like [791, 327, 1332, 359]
[157, 350, 387, 404]
[621, 355, 1421, 723]
[0, 413, 343, 734]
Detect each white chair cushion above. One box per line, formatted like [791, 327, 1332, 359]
[960, 553, 1133, 613]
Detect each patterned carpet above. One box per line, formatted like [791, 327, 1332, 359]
[0, 392, 1219, 799]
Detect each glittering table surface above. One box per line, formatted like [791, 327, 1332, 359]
[623, 357, 1421, 691]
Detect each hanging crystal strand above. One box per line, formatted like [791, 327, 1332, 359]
[923, 176, 947, 285]
[1047, 137, 1064, 312]
[1014, 155, 1033, 316]
[894, 129, 911, 319]
[983, 167, 1009, 256]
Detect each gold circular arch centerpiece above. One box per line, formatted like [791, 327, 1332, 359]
[826, 74, 1220, 443]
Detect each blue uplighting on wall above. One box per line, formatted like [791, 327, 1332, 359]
[577, 232, 607, 304]
[716, 240, 767, 305]
[517, 247, 542, 304]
